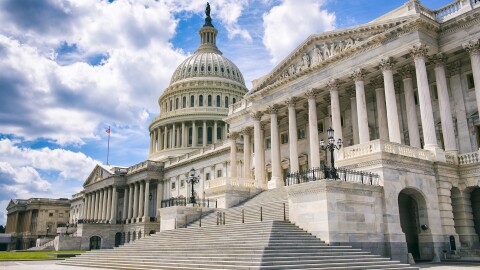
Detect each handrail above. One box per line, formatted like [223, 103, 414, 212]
[160, 197, 217, 208]
[285, 166, 380, 186]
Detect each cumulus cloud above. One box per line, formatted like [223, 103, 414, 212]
[0, 0, 186, 145]
[262, 0, 336, 64]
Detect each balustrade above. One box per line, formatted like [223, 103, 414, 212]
[341, 139, 435, 161]
[285, 166, 380, 186]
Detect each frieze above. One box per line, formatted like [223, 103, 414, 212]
[341, 158, 436, 176]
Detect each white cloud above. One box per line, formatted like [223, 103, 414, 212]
[262, 0, 336, 64]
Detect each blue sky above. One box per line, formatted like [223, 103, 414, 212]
[0, 0, 453, 225]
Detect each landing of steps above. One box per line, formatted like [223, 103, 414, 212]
[61, 220, 417, 270]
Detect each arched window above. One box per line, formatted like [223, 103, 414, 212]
[175, 98, 179, 110]
[199, 95, 204, 106]
[188, 127, 193, 145]
[208, 95, 212, 106]
[232, 97, 236, 104]
[182, 96, 186, 108]
[216, 95, 221, 107]
[198, 127, 203, 145]
[225, 97, 229, 108]
[217, 127, 222, 140]
[190, 95, 194, 107]
[208, 66, 211, 72]
[221, 67, 224, 73]
[207, 127, 213, 144]
[169, 100, 173, 111]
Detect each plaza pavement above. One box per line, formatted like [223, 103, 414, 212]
[0, 260, 480, 270]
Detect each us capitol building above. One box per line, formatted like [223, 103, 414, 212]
[5, 0, 480, 265]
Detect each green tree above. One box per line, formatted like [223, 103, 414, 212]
[0, 225, 5, 233]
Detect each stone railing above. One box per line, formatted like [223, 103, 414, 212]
[414, 0, 479, 22]
[341, 140, 435, 162]
[458, 151, 480, 165]
[157, 107, 228, 120]
[127, 160, 163, 174]
[205, 177, 256, 189]
[228, 99, 248, 114]
[434, 0, 461, 21]
[165, 141, 230, 167]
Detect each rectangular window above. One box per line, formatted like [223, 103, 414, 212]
[414, 91, 419, 105]
[49, 213, 53, 217]
[281, 133, 289, 144]
[180, 179, 185, 188]
[476, 125, 480, 149]
[59, 213, 64, 218]
[217, 170, 222, 178]
[431, 84, 438, 100]
[265, 138, 271, 149]
[467, 73, 475, 89]
[206, 173, 210, 181]
[171, 182, 176, 190]
[298, 128, 306, 140]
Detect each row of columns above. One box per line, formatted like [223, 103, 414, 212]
[149, 121, 228, 153]
[83, 186, 117, 224]
[122, 180, 151, 223]
[240, 41, 480, 187]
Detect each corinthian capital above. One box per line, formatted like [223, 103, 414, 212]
[430, 53, 447, 68]
[241, 127, 252, 136]
[350, 68, 366, 82]
[229, 132, 239, 140]
[410, 44, 429, 60]
[285, 97, 298, 107]
[398, 65, 414, 79]
[447, 61, 461, 77]
[305, 88, 318, 99]
[463, 39, 480, 56]
[370, 76, 384, 89]
[327, 79, 339, 91]
[266, 105, 280, 114]
[250, 111, 263, 121]
[379, 57, 395, 71]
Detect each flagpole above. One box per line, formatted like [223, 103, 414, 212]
[107, 126, 110, 165]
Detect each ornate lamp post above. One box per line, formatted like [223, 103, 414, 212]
[186, 168, 201, 204]
[65, 222, 70, 236]
[320, 127, 343, 179]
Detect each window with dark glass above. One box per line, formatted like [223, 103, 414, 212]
[216, 95, 221, 107]
[190, 95, 195, 107]
[175, 98, 179, 109]
[208, 95, 212, 106]
[199, 95, 204, 106]
[182, 96, 186, 108]
[225, 97, 229, 108]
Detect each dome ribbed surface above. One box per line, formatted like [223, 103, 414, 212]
[170, 52, 245, 86]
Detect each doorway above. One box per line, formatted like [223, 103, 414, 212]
[89, 236, 101, 250]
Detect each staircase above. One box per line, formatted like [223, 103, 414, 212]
[188, 187, 289, 227]
[61, 188, 418, 269]
[61, 220, 417, 269]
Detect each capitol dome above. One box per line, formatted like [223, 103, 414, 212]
[147, 8, 248, 161]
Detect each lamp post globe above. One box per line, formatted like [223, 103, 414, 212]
[187, 168, 200, 204]
[319, 127, 342, 179]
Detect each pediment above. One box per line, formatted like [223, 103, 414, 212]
[249, 16, 418, 94]
[83, 164, 113, 187]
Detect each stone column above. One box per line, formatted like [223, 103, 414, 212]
[451, 190, 479, 245]
[128, 184, 134, 221]
[224, 123, 228, 140]
[138, 181, 144, 221]
[122, 187, 129, 221]
[192, 121, 197, 147]
[268, 105, 283, 188]
[306, 89, 321, 168]
[348, 88, 359, 145]
[89, 193, 95, 220]
[203, 120, 207, 147]
[102, 189, 108, 222]
[463, 39, 480, 120]
[213, 121, 218, 144]
[181, 122, 186, 148]
[410, 44, 439, 150]
[110, 186, 117, 224]
[229, 132, 238, 178]
[372, 76, 389, 141]
[94, 190, 100, 221]
[172, 123, 176, 149]
[252, 112, 265, 188]
[106, 187, 112, 222]
[157, 128, 162, 151]
[433, 53, 457, 153]
[351, 69, 370, 143]
[380, 58, 401, 143]
[156, 181, 163, 217]
[399, 65, 421, 148]
[242, 127, 252, 178]
[143, 180, 150, 221]
[99, 189, 105, 222]
[163, 126, 168, 149]
[449, 61, 473, 153]
[286, 98, 299, 172]
[83, 194, 88, 220]
[149, 132, 153, 154]
[328, 79, 343, 143]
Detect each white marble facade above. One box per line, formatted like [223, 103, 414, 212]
[69, 0, 480, 261]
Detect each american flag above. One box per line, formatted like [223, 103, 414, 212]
[106, 127, 110, 134]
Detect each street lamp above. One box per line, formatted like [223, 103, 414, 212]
[186, 168, 201, 204]
[65, 222, 70, 236]
[320, 127, 343, 179]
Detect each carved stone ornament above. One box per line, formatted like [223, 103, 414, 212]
[285, 97, 297, 107]
[350, 68, 366, 82]
[327, 79, 339, 91]
[410, 44, 429, 60]
[379, 57, 394, 71]
[241, 127, 252, 136]
[250, 111, 263, 121]
[229, 132, 239, 140]
[398, 65, 413, 79]
[463, 39, 480, 56]
[431, 53, 447, 68]
[305, 88, 318, 99]
[370, 76, 384, 89]
[266, 105, 280, 115]
[447, 61, 461, 77]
